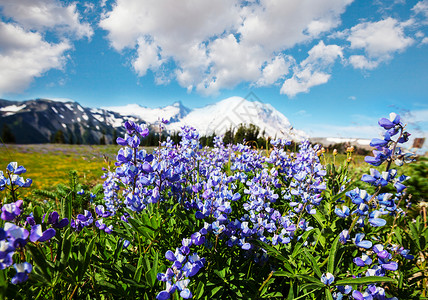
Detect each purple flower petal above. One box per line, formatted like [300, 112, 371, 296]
[38, 228, 56, 242]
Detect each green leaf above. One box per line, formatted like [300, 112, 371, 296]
[273, 271, 294, 278]
[60, 228, 72, 267]
[312, 211, 326, 229]
[194, 281, 205, 299]
[394, 227, 402, 245]
[336, 276, 397, 286]
[286, 281, 294, 300]
[128, 218, 156, 240]
[113, 238, 125, 262]
[27, 244, 52, 282]
[327, 235, 340, 275]
[145, 251, 158, 287]
[33, 206, 43, 224]
[331, 182, 355, 202]
[325, 288, 334, 300]
[210, 286, 222, 297]
[408, 223, 421, 250]
[302, 249, 322, 278]
[253, 241, 294, 273]
[133, 266, 143, 283]
[295, 275, 325, 287]
[292, 229, 315, 258]
[79, 237, 95, 282]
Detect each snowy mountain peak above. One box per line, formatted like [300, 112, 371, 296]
[105, 96, 306, 141]
[167, 96, 307, 141]
[104, 101, 191, 124]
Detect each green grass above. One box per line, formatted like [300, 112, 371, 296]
[0, 144, 123, 191]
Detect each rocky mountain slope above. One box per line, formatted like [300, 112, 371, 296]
[0, 99, 141, 144]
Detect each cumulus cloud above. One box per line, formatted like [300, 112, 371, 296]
[346, 18, 414, 69]
[281, 41, 343, 97]
[0, 22, 71, 94]
[0, 0, 93, 39]
[255, 55, 294, 87]
[0, 0, 93, 95]
[100, 0, 353, 95]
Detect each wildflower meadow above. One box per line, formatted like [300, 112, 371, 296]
[0, 113, 426, 300]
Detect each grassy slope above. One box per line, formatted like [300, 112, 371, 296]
[0, 144, 121, 190]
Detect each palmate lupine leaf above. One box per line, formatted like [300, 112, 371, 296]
[302, 248, 322, 278]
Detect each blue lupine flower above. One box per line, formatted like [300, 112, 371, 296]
[95, 205, 112, 218]
[354, 233, 372, 249]
[95, 219, 113, 234]
[351, 290, 366, 300]
[337, 285, 352, 295]
[321, 272, 335, 285]
[29, 225, 56, 243]
[4, 223, 29, 248]
[71, 210, 93, 231]
[354, 253, 372, 267]
[7, 162, 26, 175]
[0, 240, 15, 259]
[335, 206, 350, 218]
[397, 247, 414, 260]
[47, 211, 69, 228]
[11, 262, 32, 284]
[370, 138, 389, 148]
[176, 279, 192, 299]
[1, 200, 23, 221]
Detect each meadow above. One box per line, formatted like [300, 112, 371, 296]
[0, 114, 427, 300]
[0, 144, 367, 191]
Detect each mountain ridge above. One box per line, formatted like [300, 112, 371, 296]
[0, 97, 307, 144]
[104, 96, 308, 141]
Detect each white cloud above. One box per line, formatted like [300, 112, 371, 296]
[415, 31, 425, 38]
[412, 0, 428, 24]
[281, 41, 343, 97]
[422, 37, 428, 44]
[0, 0, 93, 39]
[0, 0, 93, 95]
[100, 0, 353, 95]
[294, 110, 312, 117]
[348, 55, 380, 69]
[132, 38, 163, 77]
[256, 55, 294, 87]
[346, 18, 414, 69]
[403, 109, 428, 124]
[0, 22, 71, 95]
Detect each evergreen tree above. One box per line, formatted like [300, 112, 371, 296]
[112, 129, 118, 144]
[100, 130, 106, 145]
[1, 123, 16, 144]
[223, 126, 234, 145]
[53, 130, 66, 144]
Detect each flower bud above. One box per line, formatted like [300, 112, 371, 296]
[333, 149, 338, 156]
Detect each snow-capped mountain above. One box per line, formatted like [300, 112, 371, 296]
[104, 101, 191, 124]
[106, 97, 307, 141]
[167, 97, 307, 141]
[0, 98, 141, 144]
[0, 96, 306, 143]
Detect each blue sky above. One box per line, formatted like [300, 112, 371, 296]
[0, 0, 427, 141]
